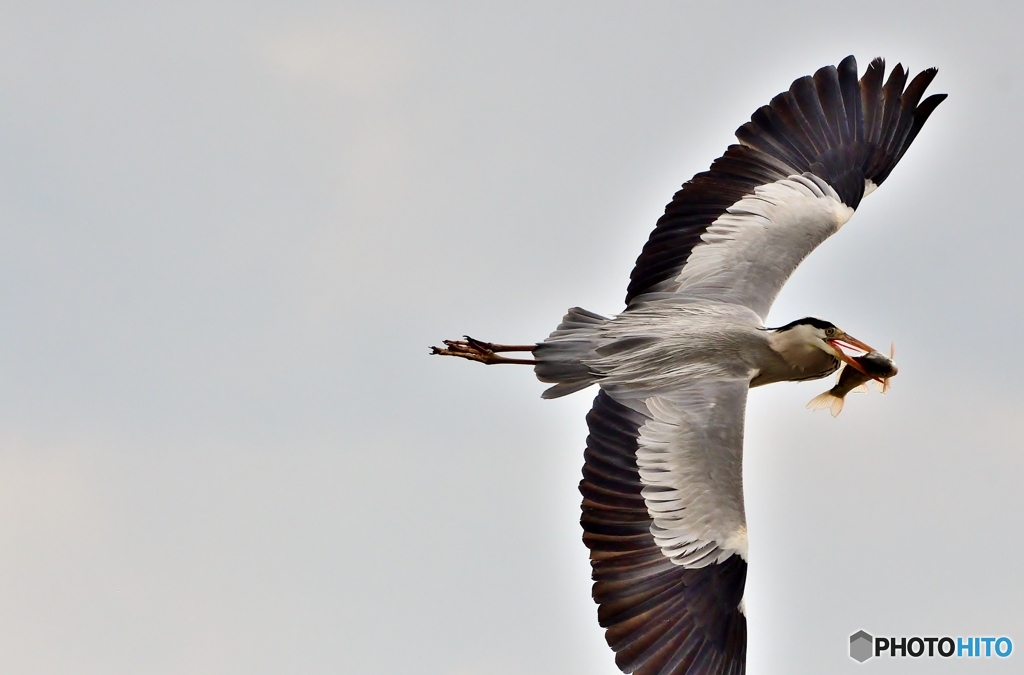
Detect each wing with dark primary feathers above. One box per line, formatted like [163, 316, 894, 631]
[579, 57, 946, 675]
[624, 56, 945, 318]
[583, 388, 748, 674]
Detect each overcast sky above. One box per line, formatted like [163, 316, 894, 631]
[0, 1, 1022, 674]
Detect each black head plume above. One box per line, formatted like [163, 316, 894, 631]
[769, 317, 836, 332]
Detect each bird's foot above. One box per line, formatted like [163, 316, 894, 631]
[430, 336, 536, 365]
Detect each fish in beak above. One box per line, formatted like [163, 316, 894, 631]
[826, 333, 878, 378]
[808, 343, 898, 416]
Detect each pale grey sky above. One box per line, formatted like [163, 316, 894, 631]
[0, 1, 1021, 674]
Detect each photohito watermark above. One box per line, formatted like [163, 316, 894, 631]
[850, 630, 1013, 663]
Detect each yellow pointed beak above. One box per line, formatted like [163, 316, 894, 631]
[826, 333, 877, 376]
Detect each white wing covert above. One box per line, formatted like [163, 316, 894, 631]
[637, 380, 749, 569]
[666, 173, 853, 321]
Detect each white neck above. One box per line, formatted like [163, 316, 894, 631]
[767, 325, 828, 370]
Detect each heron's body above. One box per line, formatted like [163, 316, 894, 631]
[432, 56, 945, 675]
[535, 300, 843, 401]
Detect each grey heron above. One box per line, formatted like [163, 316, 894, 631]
[432, 56, 944, 675]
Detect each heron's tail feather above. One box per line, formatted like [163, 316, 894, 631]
[806, 391, 845, 417]
[534, 307, 608, 399]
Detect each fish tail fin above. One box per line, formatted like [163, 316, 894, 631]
[806, 391, 844, 416]
[829, 395, 845, 417]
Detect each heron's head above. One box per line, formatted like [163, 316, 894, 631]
[768, 317, 876, 374]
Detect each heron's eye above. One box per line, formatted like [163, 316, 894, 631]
[825, 328, 836, 337]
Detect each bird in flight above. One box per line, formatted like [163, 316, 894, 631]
[432, 56, 944, 675]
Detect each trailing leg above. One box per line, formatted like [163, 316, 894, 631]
[430, 336, 537, 365]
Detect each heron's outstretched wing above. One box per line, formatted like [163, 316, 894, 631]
[625, 56, 945, 319]
[582, 380, 749, 675]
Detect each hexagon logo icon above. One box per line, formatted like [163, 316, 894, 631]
[850, 630, 874, 663]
